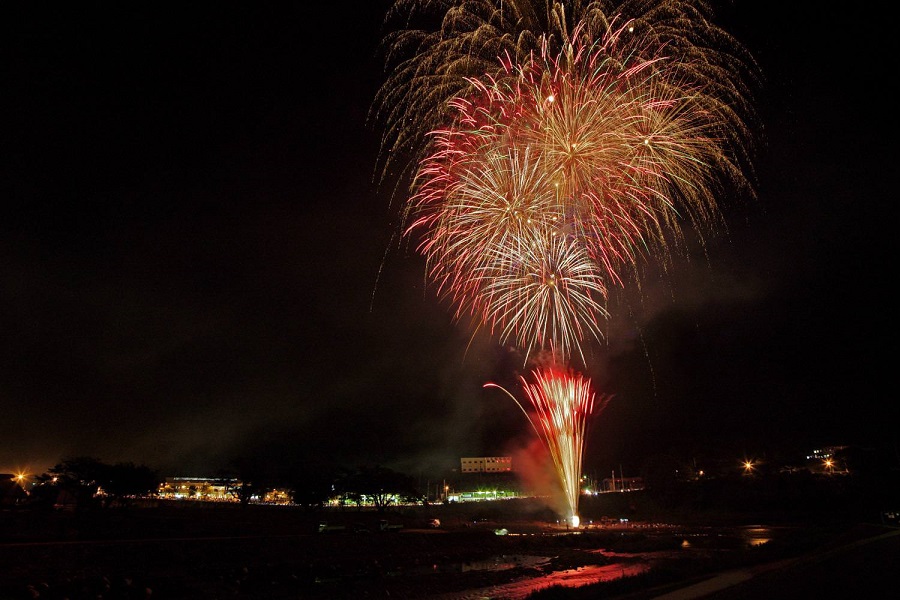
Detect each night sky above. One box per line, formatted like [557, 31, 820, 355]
[1, 3, 889, 480]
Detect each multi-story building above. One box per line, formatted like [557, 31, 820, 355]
[460, 456, 513, 473]
[157, 476, 235, 501]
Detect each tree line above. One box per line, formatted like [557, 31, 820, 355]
[19, 457, 424, 513]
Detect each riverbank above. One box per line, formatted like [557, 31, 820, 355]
[0, 499, 892, 599]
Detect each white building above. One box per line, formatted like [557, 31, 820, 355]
[460, 456, 512, 474]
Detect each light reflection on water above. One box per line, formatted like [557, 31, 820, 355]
[434, 561, 650, 600]
[393, 554, 550, 576]
[461, 555, 549, 573]
[680, 525, 773, 549]
[432, 525, 778, 600]
[740, 526, 772, 547]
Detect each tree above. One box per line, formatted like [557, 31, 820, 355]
[44, 457, 159, 509]
[101, 462, 160, 507]
[341, 465, 420, 513]
[0, 474, 28, 507]
[288, 466, 338, 511]
[46, 456, 107, 509]
[219, 456, 271, 507]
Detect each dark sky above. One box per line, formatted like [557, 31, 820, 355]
[1, 2, 889, 479]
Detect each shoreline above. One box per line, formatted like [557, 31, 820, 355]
[3, 500, 887, 599]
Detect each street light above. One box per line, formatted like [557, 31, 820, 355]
[14, 472, 28, 489]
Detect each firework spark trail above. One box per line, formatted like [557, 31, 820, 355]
[375, 0, 758, 525]
[486, 367, 606, 523]
[410, 143, 610, 362]
[373, 0, 758, 189]
[407, 25, 741, 358]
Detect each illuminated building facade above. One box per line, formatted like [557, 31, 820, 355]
[157, 477, 235, 501]
[460, 456, 513, 473]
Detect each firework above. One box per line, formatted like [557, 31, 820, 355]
[406, 19, 751, 358]
[486, 367, 607, 523]
[410, 142, 610, 363]
[373, 0, 758, 188]
[375, 0, 757, 526]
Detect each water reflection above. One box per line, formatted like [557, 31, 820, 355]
[461, 555, 549, 573]
[739, 526, 772, 547]
[433, 525, 780, 600]
[392, 554, 550, 576]
[434, 561, 650, 600]
[679, 525, 774, 550]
